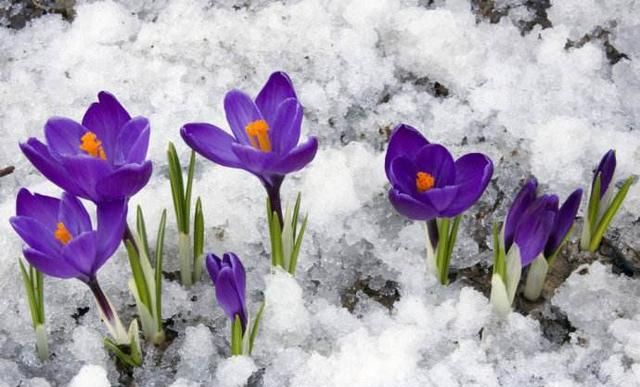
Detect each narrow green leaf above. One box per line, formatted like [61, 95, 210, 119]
[126, 240, 151, 309]
[193, 197, 204, 282]
[136, 206, 151, 259]
[184, 151, 196, 234]
[248, 301, 266, 354]
[155, 210, 167, 330]
[35, 269, 45, 324]
[231, 315, 243, 356]
[589, 176, 634, 252]
[292, 192, 302, 240]
[436, 218, 450, 285]
[492, 223, 506, 278]
[270, 211, 284, 268]
[588, 174, 601, 234]
[288, 214, 308, 275]
[103, 338, 140, 368]
[19, 259, 39, 327]
[167, 142, 186, 233]
[547, 225, 574, 265]
[444, 215, 461, 270]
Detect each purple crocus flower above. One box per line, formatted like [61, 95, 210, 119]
[206, 252, 247, 332]
[594, 149, 616, 198]
[504, 179, 582, 265]
[10, 188, 127, 323]
[181, 72, 318, 224]
[384, 124, 493, 220]
[20, 91, 152, 203]
[10, 189, 126, 283]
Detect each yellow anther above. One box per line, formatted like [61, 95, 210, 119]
[416, 171, 435, 193]
[54, 222, 72, 245]
[79, 131, 107, 160]
[245, 119, 272, 152]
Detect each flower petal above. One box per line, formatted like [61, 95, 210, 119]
[20, 139, 84, 197]
[16, 188, 59, 229]
[114, 117, 150, 165]
[224, 90, 263, 145]
[206, 253, 223, 285]
[514, 195, 558, 266]
[62, 231, 98, 278]
[414, 144, 456, 187]
[384, 124, 429, 180]
[82, 91, 131, 158]
[224, 252, 246, 305]
[440, 153, 493, 217]
[388, 188, 439, 220]
[595, 149, 616, 198]
[59, 192, 93, 237]
[94, 199, 127, 271]
[61, 155, 113, 201]
[389, 156, 418, 195]
[269, 98, 303, 154]
[23, 248, 78, 279]
[544, 188, 583, 256]
[10, 216, 61, 256]
[215, 267, 247, 331]
[44, 117, 86, 159]
[269, 136, 318, 175]
[181, 123, 243, 168]
[255, 71, 298, 126]
[231, 143, 278, 175]
[421, 185, 459, 212]
[96, 161, 152, 201]
[504, 178, 538, 250]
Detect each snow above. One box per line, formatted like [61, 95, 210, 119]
[1, 0, 640, 385]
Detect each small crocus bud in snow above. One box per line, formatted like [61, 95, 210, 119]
[19, 91, 152, 204]
[384, 124, 493, 285]
[580, 149, 634, 252]
[206, 252, 264, 356]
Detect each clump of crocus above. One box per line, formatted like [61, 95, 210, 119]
[580, 150, 634, 252]
[10, 189, 142, 366]
[20, 91, 152, 203]
[206, 253, 264, 356]
[385, 124, 493, 284]
[182, 72, 317, 274]
[490, 179, 583, 313]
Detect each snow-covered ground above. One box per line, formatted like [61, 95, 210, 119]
[1, 0, 639, 385]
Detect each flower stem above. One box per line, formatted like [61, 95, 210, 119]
[262, 176, 285, 227]
[87, 278, 128, 345]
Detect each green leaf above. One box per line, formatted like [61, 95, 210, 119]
[18, 259, 40, 327]
[136, 206, 152, 259]
[35, 268, 44, 324]
[292, 192, 302, 240]
[231, 315, 243, 356]
[444, 215, 461, 272]
[435, 217, 450, 285]
[288, 214, 308, 275]
[193, 197, 204, 282]
[125, 240, 151, 309]
[184, 150, 196, 234]
[587, 173, 601, 235]
[589, 176, 634, 252]
[547, 225, 573, 265]
[248, 301, 266, 354]
[155, 210, 167, 331]
[167, 142, 186, 233]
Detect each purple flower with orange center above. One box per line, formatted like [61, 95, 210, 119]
[385, 124, 493, 221]
[181, 72, 318, 224]
[20, 91, 152, 203]
[10, 188, 131, 344]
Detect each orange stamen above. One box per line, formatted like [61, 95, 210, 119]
[54, 222, 72, 245]
[416, 171, 435, 193]
[245, 119, 272, 152]
[79, 131, 107, 160]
